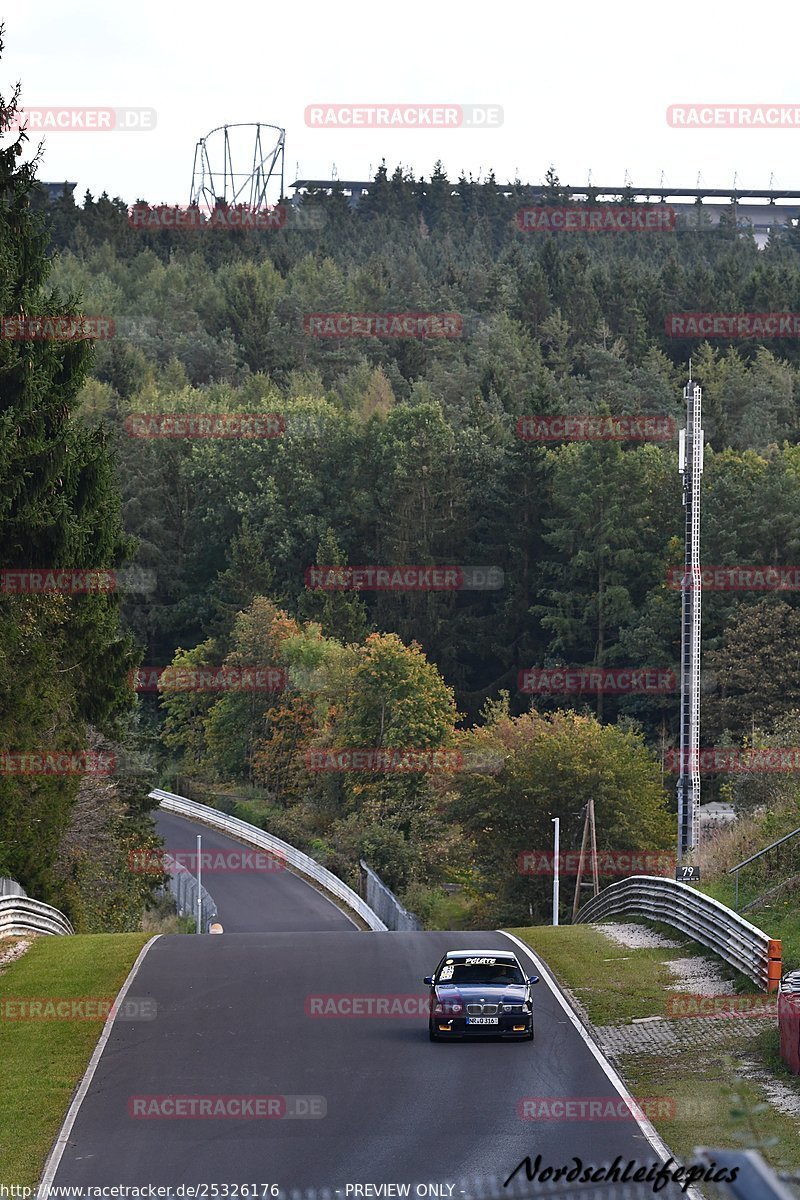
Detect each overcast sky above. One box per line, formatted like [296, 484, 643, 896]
[5, 1, 798, 205]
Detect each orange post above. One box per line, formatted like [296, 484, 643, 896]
[767, 939, 783, 993]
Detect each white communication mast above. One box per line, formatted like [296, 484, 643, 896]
[677, 377, 704, 859]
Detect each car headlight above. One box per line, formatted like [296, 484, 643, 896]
[502, 1004, 521, 1013]
[434, 1002, 463, 1015]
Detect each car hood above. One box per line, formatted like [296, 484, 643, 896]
[434, 983, 529, 1003]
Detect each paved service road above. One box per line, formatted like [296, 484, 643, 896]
[155, 809, 355, 934]
[50, 930, 689, 1197]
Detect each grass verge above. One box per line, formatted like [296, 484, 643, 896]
[508, 922, 800, 1174]
[0, 932, 151, 1188]
[699, 876, 800, 971]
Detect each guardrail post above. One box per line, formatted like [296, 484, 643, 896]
[768, 939, 783, 993]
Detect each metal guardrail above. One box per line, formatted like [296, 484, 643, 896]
[360, 859, 421, 931]
[575, 875, 782, 992]
[0, 896, 74, 937]
[0, 876, 27, 898]
[151, 789, 388, 931]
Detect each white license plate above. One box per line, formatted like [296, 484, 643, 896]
[466, 1016, 499, 1025]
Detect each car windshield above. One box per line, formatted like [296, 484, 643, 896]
[437, 960, 524, 986]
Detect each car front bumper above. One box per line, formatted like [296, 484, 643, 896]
[430, 1014, 532, 1038]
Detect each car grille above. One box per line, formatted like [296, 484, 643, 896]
[466, 1003, 499, 1015]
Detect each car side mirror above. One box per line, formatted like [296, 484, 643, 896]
[423, 976, 433, 985]
[528, 975, 539, 985]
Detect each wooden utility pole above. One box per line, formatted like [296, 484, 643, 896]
[572, 797, 600, 921]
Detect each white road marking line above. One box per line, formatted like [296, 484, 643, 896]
[498, 929, 703, 1200]
[38, 935, 162, 1189]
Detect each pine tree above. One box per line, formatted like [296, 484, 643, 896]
[210, 518, 276, 643]
[296, 528, 369, 644]
[0, 35, 136, 900]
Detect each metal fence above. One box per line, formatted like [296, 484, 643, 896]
[729, 824, 800, 910]
[0, 877, 27, 898]
[0, 896, 74, 937]
[161, 853, 218, 933]
[575, 874, 782, 992]
[152, 789, 387, 931]
[360, 860, 421, 931]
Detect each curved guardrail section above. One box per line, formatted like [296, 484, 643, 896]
[575, 874, 782, 992]
[0, 896, 74, 937]
[0, 877, 27, 898]
[151, 788, 388, 931]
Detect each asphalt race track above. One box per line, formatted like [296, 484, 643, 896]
[45, 811, 695, 1198]
[155, 809, 355, 933]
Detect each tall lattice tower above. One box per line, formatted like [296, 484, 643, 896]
[677, 377, 704, 858]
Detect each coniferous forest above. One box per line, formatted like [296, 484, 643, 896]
[7, 55, 800, 927]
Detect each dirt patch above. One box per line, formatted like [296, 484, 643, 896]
[737, 1057, 800, 1120]
[594, 922, 684, 950]
[663, 955, 736, 996]
[0, 935, 34, 973]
